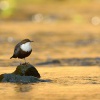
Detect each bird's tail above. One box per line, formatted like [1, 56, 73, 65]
[10, 55, 15, 59]
[10, 55, 17, 59]
[10, 56, 13, 59]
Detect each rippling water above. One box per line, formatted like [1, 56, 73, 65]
[0, 66, 100, 100]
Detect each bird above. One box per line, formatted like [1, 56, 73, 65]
[10, 39, 33, 64]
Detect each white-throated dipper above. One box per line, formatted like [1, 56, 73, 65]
[10, 39, 33, 63]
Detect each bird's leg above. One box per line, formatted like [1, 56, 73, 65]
[18, 59, 22, 65]
[24, 58, 27, 64]
[20, 62, 22, 65]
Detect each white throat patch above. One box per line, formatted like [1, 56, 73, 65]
[20, 42, 32, 52]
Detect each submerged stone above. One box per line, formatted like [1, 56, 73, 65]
[0, 63, 41, 83]
[1, 74, 40, 83]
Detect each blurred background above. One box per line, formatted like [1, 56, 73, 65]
[0, 0, 100, 66]
[0, 1, 100, 99]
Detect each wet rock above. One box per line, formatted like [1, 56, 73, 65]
[1, 74, 41, 83]
[0, 74, 4, 81]
[13, 63, 41, 78]
[0, 63, 41, 83]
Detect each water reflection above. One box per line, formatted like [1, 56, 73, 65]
[14, 79, 52, 93]
[15, 84, 33, 92]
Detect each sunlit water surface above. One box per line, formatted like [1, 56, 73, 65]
[0, 66, 100, 100]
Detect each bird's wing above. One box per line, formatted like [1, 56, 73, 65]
[14, 43, 21, 56]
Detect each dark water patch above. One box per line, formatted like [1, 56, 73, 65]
[36, 59, 61, 66]
[36, 57, 100, 66]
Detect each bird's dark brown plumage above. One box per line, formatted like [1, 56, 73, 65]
[10, 39, 33, 59]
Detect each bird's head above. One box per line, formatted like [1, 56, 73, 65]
[21, 39, 34, 44]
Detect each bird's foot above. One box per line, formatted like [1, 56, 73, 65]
[27, 62, 30, 64]
[24, 62, 28, 65]
[25, 62, 30, 64]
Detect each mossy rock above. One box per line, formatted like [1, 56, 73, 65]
[0, 63, 41, 83]
[13, 63, 41, 78]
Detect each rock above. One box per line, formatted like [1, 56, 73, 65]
[0, 74, 4, 81]
[25, 67, 40, 78]
[0, 63, 41, 83]
[13, 63, 41, 78]
[1, 74, 41, 83]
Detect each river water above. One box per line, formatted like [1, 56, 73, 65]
[0, 66, 100, 100]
